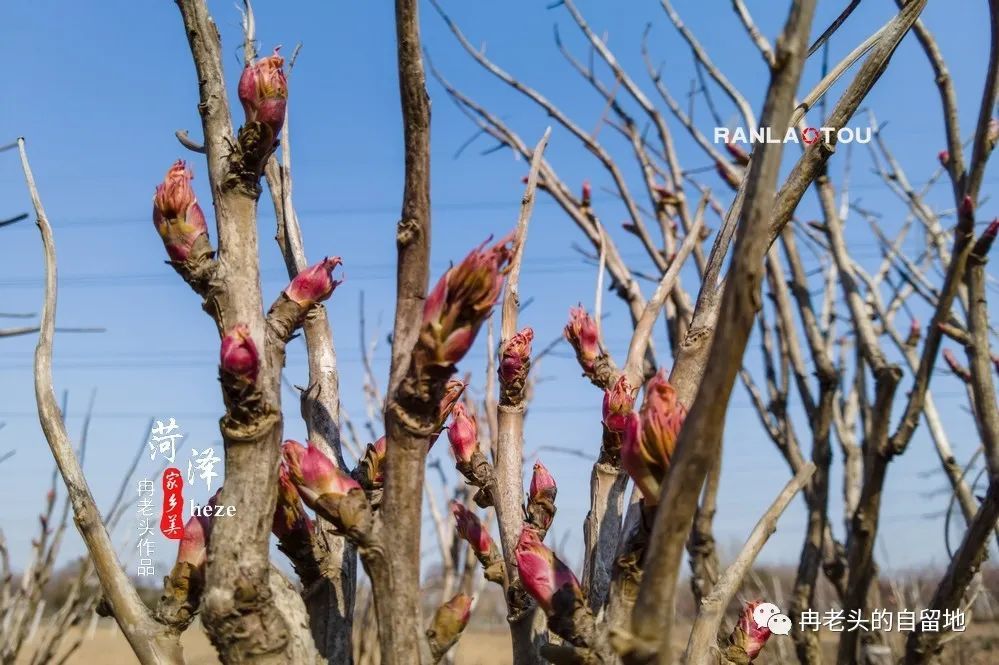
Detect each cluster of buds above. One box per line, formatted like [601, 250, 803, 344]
[447, 403, 494, 507]
[273, 466, 320, 585]
[158, 511, 212, 629]
[499, 327, 533, 403]
[152, 161, 211, 265]
[426, 593, 473, 663]
[267, 257, 343, 341]
[451, 501, 504, 585]
[599, 375, 637, 463]
[515, 528, 592, 648]
[622, 370, 687, 506]
[564, 306, 607, 384]
[525, 461, 557, 537]
[725, 601, 773, 662]
[407, 235, 513, 402]
[282, 440, 373, 543]
[237, 48, 288, 142]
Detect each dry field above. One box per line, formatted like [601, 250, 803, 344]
[18, 619, 999, 664]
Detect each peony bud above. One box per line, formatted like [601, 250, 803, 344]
[177, 513, 210, 568]
[152, 160, 209, 263]
[564, 306, 601, 375]
[581, 180, 592, 207]
[273, 465, 313, 541]
[514, 527, 582, 616]
[938, 150, 950, 168]
[905, 318, 921, 347]
[728, 601, 773, 661]
[220, 324, 259, 383]
[620, 412, 660, 502]
[451, 501, 494, 557]
[529, 461, 557, 505]
[499, 327, 534, 388]
[420, 235, 514, 367]
[639, 370, 686, 468]
[282, 440, 360, 507]
[237, 48, 288, 140]
[285, 257, 343, 308]
[602, 375, 636, 433]
[437, 379, 466, 428]
[961, 195, 975, 218]
[427, 593, 473, 660]
[447, 403, 479, 464]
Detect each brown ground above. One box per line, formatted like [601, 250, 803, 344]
[18, 620, 999, 664]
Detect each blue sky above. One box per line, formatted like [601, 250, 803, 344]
[0, 0, 995, 584]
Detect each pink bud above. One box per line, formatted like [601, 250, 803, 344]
[986, 219, 999, 239]
[237, 48, 288, 139]
[514, 527, 581, 615]
[421, 235, 514, 366]
[499, 327, 534, 386]
[602, 375, 636, 433]
[581, 180, 592, 207]
[938, 150, 950, 167]
[273, 465, 313, 540]
[729, 601, 773, 660]
[282, 440, 360, 507]
[529, 461, 557, 504]
[961, 195, 975, 218]
[639, 369, 686, 468]
[441, 593, 472, 629]
[620, 412, 661, 504]
[451, 501, 494, 556]
[152, 160, 209, 262]
[564, 306, 601, 374]
[220, 324, 259, 383]
[447, 403, 479, 464]
[285, 257, 343, 308]
[177, 513, 210, 568]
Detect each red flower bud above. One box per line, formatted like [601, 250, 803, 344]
[285, 257, 343, 308]
[938, 150, 950, 167]
[177, 512, 210, 568]
[514, 527, 581, 615]
[729, 601, 773, 660]
[282, 440, 360, 507]
[152, 160, 209, 262]
[447, 402, 479, 464]
[529, 460, 557, 504]
[220, 324, 259, 383]
[564, 306, 601, 375]
[237, 48, 288, 140]
[602, 375, 636, 433]
[623, 371, 686, 504]
[273, 465, 313, 540]
[961, 195, 975, 218]
[451, 501, 494, 556]
[581, 180, 592, 207]
[420, 235, 514, 367]
[499, 327, 534, 386]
